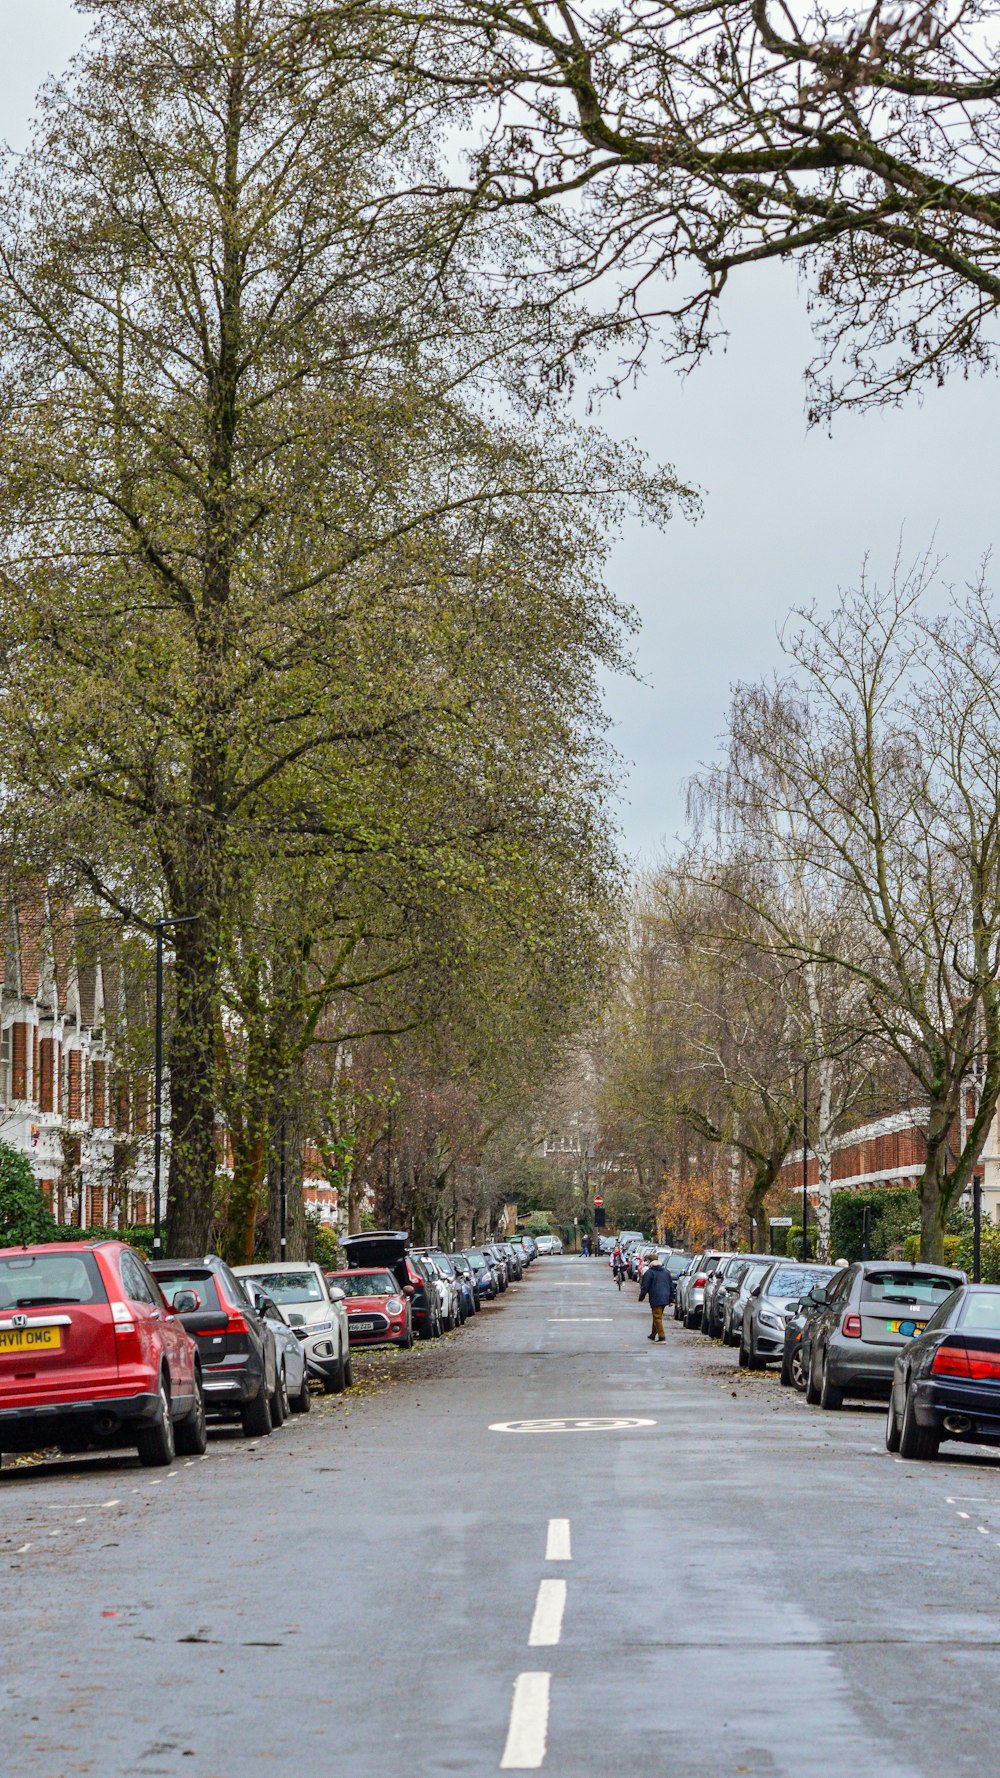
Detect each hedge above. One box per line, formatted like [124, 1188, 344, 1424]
[829, 1188, 919, 1262]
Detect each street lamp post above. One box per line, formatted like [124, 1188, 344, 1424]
[802, 1061, 810, 1263]
[152, 914, 199, 1260]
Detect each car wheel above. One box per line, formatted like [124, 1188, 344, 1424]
[343, 1349, 354, 1388]
[747, 1343, 765, 1371]
[685, 1308, 699, 1329]
[780, 1354, 793, 1386]
[737, 1338, 748, 1368]
[805, 1350, 822, 1405]
[790, 1347, 809, 1392]
[819, 1354, 843, 1410]
[136, 1375, 176, 1468]
[174, 1374, 208, 1456]
[899, 1381, 939, 1461]
[241, 1379, 274, 1435]
[271, 1363, 289, 1427]
[290, 1368, 312, 1414]
[885, 1389, 901, 1453]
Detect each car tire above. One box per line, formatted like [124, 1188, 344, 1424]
[136, 1375, 176, 1468]
[805, 1351, 822, 1405]
[885, 1390, 901, 1453]
[685, 1308, 699, 1329]
[747, 1344, 765, 1371]
[174, 1374, 208, 1456]
[899, 1381, 939, 1461]
[322, 1350, 347, 1392]
[819, 1354, 843, 1410]
[343, 1349, 354, 1388]
[791, 1348, 809, 1392]
[241, 1379, 274, 1435]
[271, 1364, 289, 1427]
[780, 1355, 793, 1386]
[738, 1339, 749, 1368]
[290, 1369, 312, 1414]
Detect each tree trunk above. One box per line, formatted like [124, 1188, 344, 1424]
[165, 914, 222, 1254]
[814, 1055, 835, 1262]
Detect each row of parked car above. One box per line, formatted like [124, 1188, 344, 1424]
[660, 1242, 1000, 1464]
[0, 1228, 538, 1473]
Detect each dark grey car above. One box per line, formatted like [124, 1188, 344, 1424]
[806, 1260, 965, 1408]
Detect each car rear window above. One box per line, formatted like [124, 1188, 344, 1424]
[154, 1269, 221, 1311]
[959, 1293, 1000, 1330]
[466, 1252, 487, 1267]
[861, 1271, 958, 1306]
[0, 1250, 107, 1308]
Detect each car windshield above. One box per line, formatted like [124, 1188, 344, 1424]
[740, 1262, 773, 1290]
[0, 1251, 106, 1308]
[861, 1271, 958, 1306]
[666, 1254, 691, 1275]
[154, 1269, 221, 1311]
[766, 1267, 821, 1298]
[333, 1272, 396, 1297]
[958, 1292, 1000, 1330]
[466, 1251, 487, 1267]
[241, 1270, 323, 1303]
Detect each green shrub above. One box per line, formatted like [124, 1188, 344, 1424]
[830, 1188, 920, 1262]
[0, 1142, 56, 1245]
[310, 1221, 339, 1270]
[786, 1225, 817, 1260]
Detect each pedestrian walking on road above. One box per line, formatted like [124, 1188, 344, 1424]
[581, 1235, 591, 1258]
[638, 1255, 673, 1342]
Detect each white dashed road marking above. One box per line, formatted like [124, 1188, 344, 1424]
[500, 1672, 550, 1770]
[545, 1519, 571, 1561]
[528, 1579, 566, 1648]
[490, 1416, 656, 1434]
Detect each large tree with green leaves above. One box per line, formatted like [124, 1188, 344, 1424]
[0, 0, 678, 1252]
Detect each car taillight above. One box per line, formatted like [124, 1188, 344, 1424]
[842, 1313, 862, 1339]
[110, 1300, 141, 1361]
[225, 1308, 249, 1335]
[695, 1275, 707, 1287]
[932, 1344, 1000, 1380]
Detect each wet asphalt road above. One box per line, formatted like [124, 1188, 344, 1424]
[4, 1256, 1000, 1778]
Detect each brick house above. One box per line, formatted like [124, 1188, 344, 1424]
[0, 895, 156, 1226]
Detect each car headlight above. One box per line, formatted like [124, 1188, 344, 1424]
[759, 1310, 783, 1330]
[309, 1319, 336, 1334]
[385, 1298, 403, 1314]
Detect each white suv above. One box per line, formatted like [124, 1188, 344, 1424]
[234, 1261, 351, 1393]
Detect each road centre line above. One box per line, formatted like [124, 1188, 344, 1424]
[545, 1519, 571, 1561]
[500, 1672, 550, 1770]
[528, 1578, 566, 1648]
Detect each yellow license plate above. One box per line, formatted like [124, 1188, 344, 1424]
[888, 1318, 925, 1335]
[0, 1325, 62, 1354]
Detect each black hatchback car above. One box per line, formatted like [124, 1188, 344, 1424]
[149, 1255, 279, 1436]
[888, 1283, 1000, 1460]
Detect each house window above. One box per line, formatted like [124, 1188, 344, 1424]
[0, 1027, 10, 1104]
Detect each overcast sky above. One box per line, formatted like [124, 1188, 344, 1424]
[5, 2, 997, 865]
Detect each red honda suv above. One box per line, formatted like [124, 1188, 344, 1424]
[0, 1241, 206, 1469]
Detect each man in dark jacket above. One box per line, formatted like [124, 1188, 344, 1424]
[638, 1255, 674, 1342]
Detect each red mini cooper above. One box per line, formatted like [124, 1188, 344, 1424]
[0, 1241, 206, 1469]
[325, 1268, 413, 1349]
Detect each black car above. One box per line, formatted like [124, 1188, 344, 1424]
[339, 1231, 441, 1340]
[887, 1282, 1000, 1460]
[149, 1255, 280, 1436]
[779, 1268, 838, 1388]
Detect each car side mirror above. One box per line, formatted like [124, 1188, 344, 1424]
[171, 1289, 199, 1313]
[750, 1284, 762, 1298]
[327, 1286, 345, 1303]
[403, 1285, 415, 1297]
[810, 1288, 828, 1305]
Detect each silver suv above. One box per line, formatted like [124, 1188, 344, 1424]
[235, 1261, 351, 1393]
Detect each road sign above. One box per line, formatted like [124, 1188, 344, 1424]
[594, 1195, 603, 1207]
[769, 1216, 793, 1227]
